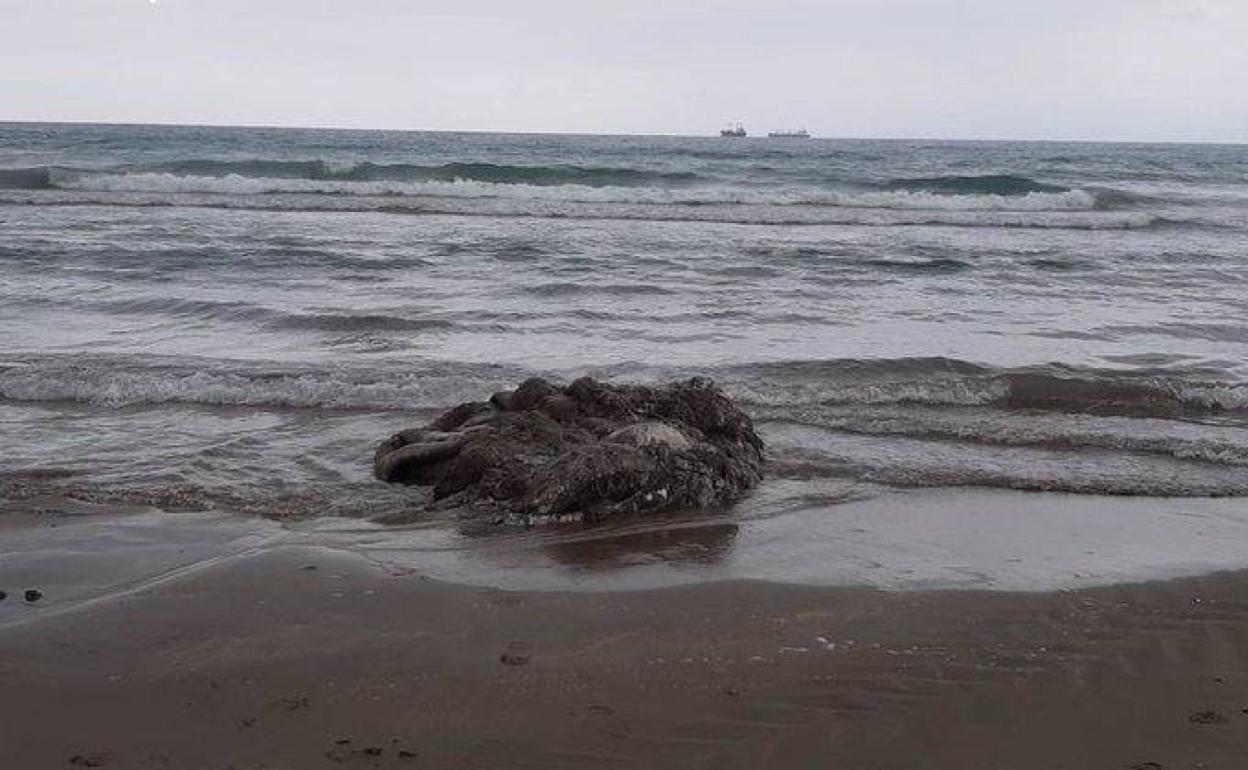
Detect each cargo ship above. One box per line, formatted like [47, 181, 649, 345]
[720, 122, 747, 138]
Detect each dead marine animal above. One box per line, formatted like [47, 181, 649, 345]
[373, 377, 764, 521]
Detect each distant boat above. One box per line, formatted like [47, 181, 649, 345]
[720, 123, 747, 138]
[768, 129, 811, 139]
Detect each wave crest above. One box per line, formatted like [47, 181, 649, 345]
[5, 356, 1243, 418]
[0, 161, 1119, 214]
[0, 356, 524, 411]
[884, 174, 1070, 196]
[714, 358, 1248, 418]
[0, 160, 700, 191]
[45, 171, 1099, 211]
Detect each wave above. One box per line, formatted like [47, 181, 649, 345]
[1, 192, 1162, 230]
[44, 172, 1098, 210]
[1096, 322, 1248, 345]
[0, 162, 1120, 214]
[8, 354, 1230, 419]
[884, 174, 1070, 196]
[0, 167, 53, 190]
[2, 169, 1113, 214]
[766, 453, 1248, 498]
[144, 159, 701, 187]
[761, 403, 1248, 496]
[1028, 257, 1088, 271]
[267, 313, 454, 333]
[1, 295, 458, 335]
[73, 297, 278, 324]
[854, 257, 970, 273]
[0, 161, 699, 191]
[757, 404, 1248, 468]
[524, 282, 677, 298]
[0, 356, 529, 411]
[710, 358, 1248, 418]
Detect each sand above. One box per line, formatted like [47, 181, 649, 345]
[3, 536, 1248, 769]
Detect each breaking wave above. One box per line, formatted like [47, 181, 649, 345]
[142, 159, 703, 187]
[712, 358, 1248, 418]
[883, 174, 1070, 196]
[4, 355, 1245, 420]
[1, 296, 460, 334]
[0, 192, 1163, 229]
[48, 172, 1098, 210]
[766, 451, 1248, 497]
[0, 356, 526, 411]
[0, 163, 1118, 213]
[13, 160, 700, 189]
[758, 404, 1248, 468]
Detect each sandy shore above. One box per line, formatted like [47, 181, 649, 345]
[3, 538, 1248, 769]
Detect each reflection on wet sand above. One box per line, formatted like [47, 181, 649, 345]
[538, 519, 740, 570]
[12, 485, 1248, 602]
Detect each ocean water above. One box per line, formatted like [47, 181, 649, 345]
[2, 122, 1248, 588]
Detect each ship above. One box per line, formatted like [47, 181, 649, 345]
[720, 122, 747, 138]
[768, 128, 811, 139]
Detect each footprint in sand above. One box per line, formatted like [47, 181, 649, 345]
[324, 739, 417, 765]
[500, 640, 533, 666]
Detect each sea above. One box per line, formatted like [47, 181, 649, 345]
[2, 122, 1247, 593]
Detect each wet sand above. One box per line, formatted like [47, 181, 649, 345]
[3, 538, 1248, 769]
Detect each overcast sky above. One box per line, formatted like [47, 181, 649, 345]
[2, 0, 1245, 141]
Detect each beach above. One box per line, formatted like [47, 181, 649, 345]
[4, 500, 1248, 768]
[4, 509, 1248, 768]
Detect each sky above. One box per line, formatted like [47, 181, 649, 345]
[1, 0, 1245, 141]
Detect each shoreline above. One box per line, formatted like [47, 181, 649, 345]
[7, 484, 1248, 601]
[4, 516, 1248, 767]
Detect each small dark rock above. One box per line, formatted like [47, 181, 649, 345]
[240, 717, 257, 728]
[1129, 763, 1162, 770]
[68, 755, 108, 768]
[362, 747, 383, 757]
[398, 749, 417, 760]
[0, 590, 7, 602]
[301, 565, 318, 571]
[334, 738, 352, 746]
[1189, 710, 1228, 725]
[24, 589, 42, 603]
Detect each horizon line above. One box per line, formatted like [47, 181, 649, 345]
[0, 117, 1244, 147]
